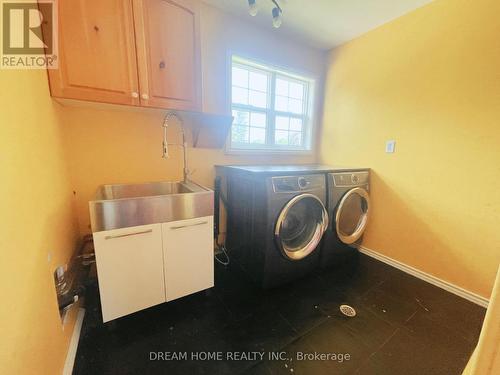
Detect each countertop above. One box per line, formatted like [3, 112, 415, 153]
[215, 164, 370, 175]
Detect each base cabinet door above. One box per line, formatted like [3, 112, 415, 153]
[93, 224, 166, 322]
[162, 216, 214, 301]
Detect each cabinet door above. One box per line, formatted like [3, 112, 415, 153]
[47, 0, 140, 105]
[162, 216, 214, 301]
[93, 224, 165, 322]
[133, 0, 201, 111]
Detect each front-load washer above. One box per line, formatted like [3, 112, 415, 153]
[321, 169, 371, 269]
[219, 165, 331, 288]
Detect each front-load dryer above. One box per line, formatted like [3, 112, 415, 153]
[220, 165, 330, 288]
[321, 169, 371, 269]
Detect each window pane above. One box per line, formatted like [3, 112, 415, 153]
[232, 110, 249, 125]
[231, 56, 313, 151]
[289, 82, 304, 99]
[275, 130, 289, 145]
[290, 118, 302, 131]
[232, 67, 248, 88]
[289, 131, 302, 146]
[232, 87, 248, 105]
[250, 112, 266, 127]
[249, 127, 266, 144]
[249, 90, 267, 108]
[249, 71, 268, 92]
[275, 78, 289, 96]
[275, 95, 288, 111]
[289, 98, 303, 114]
[276, 116, 289, 130]
[232, 126, 249, 143]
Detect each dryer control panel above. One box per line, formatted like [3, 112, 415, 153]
[332, 171, 369, 187]
[272, 174, 324, 193]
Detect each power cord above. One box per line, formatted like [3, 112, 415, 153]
[214, 242, 230, 266]
[214, 176, 230, 266]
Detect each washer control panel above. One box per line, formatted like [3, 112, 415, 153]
[273, 174, 324, 193]
[332, 171, 369, 187]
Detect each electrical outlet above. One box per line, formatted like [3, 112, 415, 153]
[385, 140, 396, 153]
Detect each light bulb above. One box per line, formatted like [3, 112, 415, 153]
[272, 7, 282, 28]
[248, 0, 258, 16]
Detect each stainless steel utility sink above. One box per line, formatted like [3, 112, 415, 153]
[89, 181, 213, 232]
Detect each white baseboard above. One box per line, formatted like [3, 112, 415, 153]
[63, 308, 85, 375]
[357, 245, 489, 308]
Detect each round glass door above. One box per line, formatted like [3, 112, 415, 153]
[335, 187, 370, 244]
[275, 194, 329, 261]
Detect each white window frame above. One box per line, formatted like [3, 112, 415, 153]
[228, 55, 316, 154]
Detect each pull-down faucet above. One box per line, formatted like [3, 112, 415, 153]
[162, 111, 189, 183]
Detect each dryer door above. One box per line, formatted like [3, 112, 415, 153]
[275, 194, 329, 261]
[336, 187, 370, 244]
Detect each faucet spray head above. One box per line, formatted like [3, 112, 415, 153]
[162, 111, 189, 182]
[162, 119, 168, 158]
[162, 112, 177, 159]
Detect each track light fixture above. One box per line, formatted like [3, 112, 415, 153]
[248, 0, 258, 16]
[271, 3, 282, 28]
[247, 0, 283, 28]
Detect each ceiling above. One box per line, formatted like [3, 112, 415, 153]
[201, 0, 434, 50]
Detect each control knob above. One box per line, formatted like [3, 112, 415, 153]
[298, 177, 310, 189]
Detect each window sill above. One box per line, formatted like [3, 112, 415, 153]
[224, 148, 314, 156]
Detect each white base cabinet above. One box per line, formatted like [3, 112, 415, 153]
[163, 217, 214, 302]
[93, 216, 213, 322]
[93, 223, 165, 322]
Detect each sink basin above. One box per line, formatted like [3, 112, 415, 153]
[96, 181, 205, 200]
[89, 181, 213, 232]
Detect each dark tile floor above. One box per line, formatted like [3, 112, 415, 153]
[73, 253, 486, 375]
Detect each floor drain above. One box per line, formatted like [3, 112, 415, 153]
[339, 304, 357, 317]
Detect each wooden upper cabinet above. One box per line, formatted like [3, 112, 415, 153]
[133, 0, 201, 111]
[46, 0, 201, 111]
[48, 0, 140, 106]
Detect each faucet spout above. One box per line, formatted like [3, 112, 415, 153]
[162, 111, 189, 183]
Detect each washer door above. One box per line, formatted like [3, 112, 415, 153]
[335, 187, 370, 244]
[275, 194, 329, 261]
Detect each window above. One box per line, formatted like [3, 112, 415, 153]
[230, 56, 315, 152]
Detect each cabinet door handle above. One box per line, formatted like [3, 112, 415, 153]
[170, 221, 208, 230]
[131, 92, 139, 98]
[141, 93, 149, 100]
[104, 229, 153, 240]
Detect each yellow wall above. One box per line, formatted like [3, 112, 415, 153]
[320, 0, 500, 298]
[0, 70, 79, 374]
[62, 2, 326, 234]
